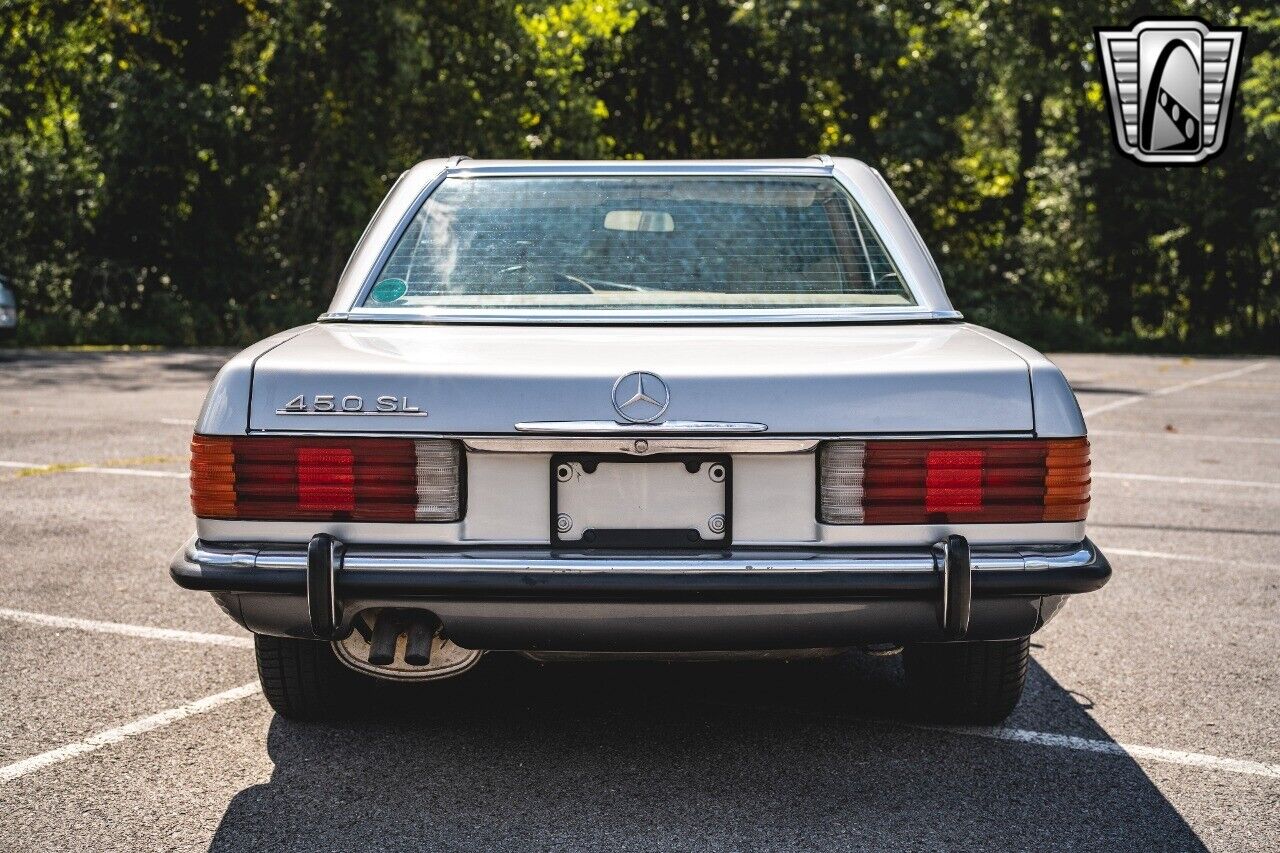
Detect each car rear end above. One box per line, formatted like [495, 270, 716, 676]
[0, 275, 16, 341]
[170, 157, 1108, 722]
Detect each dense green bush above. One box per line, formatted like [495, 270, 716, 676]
[1, 1, 1276, 351]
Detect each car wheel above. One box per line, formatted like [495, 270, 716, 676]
[254, 634, 368, 721]
[902, 636, 1030, 724]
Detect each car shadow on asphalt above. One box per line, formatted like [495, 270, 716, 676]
[209, 653, 1207, 852]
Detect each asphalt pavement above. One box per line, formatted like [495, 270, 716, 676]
[0, 348, 1277, 852]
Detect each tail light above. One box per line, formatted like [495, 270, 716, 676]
[190, 436, 462, 522]
[819, 438, 1089, 524]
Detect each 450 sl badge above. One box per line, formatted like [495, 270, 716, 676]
[277, 394, 427, 416]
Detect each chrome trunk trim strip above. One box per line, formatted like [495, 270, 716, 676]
[465, 437, 817, 454]
[513, 420, 769, 434]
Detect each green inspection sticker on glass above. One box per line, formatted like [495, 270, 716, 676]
[370, 277, 408, 303]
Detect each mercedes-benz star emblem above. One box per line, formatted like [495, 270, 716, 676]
[611, 371, 670, 423]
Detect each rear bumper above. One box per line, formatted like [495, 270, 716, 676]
[171, 536, 1109, 649]
[172, 537, 1108, 598]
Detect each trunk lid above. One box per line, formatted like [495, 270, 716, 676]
[248, 323, 1032, 434]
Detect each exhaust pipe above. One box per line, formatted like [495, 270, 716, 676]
[367, 610, 405, 666]
[404, 614, 441, 667]
[366, 609, 442, 667]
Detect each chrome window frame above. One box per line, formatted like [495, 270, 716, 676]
[322, 158, 961, 325]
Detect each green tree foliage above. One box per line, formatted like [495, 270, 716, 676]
[0, 0, 1275, 350]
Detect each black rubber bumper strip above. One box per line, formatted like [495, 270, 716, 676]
[171, 546, 1111, 603]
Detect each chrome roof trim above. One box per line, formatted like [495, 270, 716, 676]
[445, 158, 834, 177]
[317, 308, 963, 325]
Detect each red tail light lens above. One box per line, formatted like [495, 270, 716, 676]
[190, 436, 462, 522]
[819, 438, 1089, 524]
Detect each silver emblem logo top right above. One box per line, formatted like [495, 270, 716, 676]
[612, 371, 670, 423]
[1095, 18, 1246, 165]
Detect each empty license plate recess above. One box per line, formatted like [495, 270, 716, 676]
[550, 454, 731, 547]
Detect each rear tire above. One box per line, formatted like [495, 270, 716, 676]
[254, 634, 367, 721]
[902, 636, 1030, 724]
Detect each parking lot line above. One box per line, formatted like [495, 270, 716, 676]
[1082, 361, 1270, 417]
[0, 682, 261, 783]
[1093, 471, 1280, 489]
[3, 603, 1277, 784]
[0, 608, 254, 649]
[1108, 405, 1276, 417]
[70, 466, 186, 479]
[691, 698, 1280, 780]
[1090, 429, 1280, 446]
[0, 460, 186, 479]
[936, 725, 1280, 780]
[1098, 546, 1269, 570]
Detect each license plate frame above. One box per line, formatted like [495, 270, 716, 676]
[549, 453, 732, 548]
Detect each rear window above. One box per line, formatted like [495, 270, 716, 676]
[361, 176, 914, 311]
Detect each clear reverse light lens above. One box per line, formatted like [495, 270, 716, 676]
[819, 442, 866, 524]
[414, 440, 462, 521]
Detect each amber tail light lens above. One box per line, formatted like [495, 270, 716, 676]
[819, 438, 1090, 524]
[190, 436, 462, 522]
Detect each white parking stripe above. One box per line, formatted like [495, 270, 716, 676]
[1108, 405, 1275, 418]
[73, 466, 187, 479]
[0, 460, 186, 479]
[0, 683, 261, 783]
[701, 694, 1280, 780]
[1094, 471, 1280, 489]
[159, 418, 194, 426]
[0, 608, 253, 649]
[1090, 429, 1280, 446]
[1100, 545, 1269, 571]
[937, 725, 1280, 780]
[1082, 361, 1270, 416]
[1099, 546, 1266, 570]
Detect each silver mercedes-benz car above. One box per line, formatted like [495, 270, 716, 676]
[171, 157, 1107, 723]
[0, 274, 16, 341]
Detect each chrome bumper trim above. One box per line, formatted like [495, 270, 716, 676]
[171, 537, 1109, 645]
[174, 536, 1102, 580]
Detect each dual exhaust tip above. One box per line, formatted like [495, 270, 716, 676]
[308, 532, 449, 668]
[359, 609, 441, 668]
